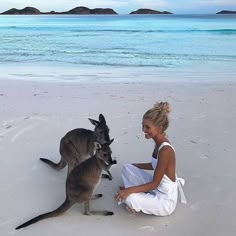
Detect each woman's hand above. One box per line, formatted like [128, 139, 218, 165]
[114, 188, 131, 202]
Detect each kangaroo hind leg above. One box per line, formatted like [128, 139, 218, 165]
[83, 201, 113, 216]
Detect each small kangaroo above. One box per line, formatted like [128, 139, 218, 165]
[16, 140, 115, 230]
[40, 114, 113, 177]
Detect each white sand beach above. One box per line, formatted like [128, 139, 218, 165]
[0, 78, 236, 236]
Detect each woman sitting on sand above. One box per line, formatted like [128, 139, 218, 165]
[114, 101, 186, 215]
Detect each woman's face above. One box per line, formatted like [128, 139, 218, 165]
[142, 118, 160, 139]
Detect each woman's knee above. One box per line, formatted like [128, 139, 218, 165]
[125, 193, 142, 211]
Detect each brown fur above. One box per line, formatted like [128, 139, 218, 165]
[15, 140, 115, 230]
[40, 114, 113, 177]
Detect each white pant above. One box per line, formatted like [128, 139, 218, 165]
[121, 163, 178, 216]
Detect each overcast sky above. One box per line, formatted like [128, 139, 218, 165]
[0, 0, 236, 14]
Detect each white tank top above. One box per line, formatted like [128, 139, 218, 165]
[151, 142, 175, 169]
[151, 142, 187, 204]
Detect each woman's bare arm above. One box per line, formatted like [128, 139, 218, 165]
[132, 162, 153, 170]
[115, 147, 173, 201]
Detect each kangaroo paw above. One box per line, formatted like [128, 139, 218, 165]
[102, 174, 112, 180]
[105, 211, 114, 216]
[91, 194, 103, 199]
[88, 210, 114, 216]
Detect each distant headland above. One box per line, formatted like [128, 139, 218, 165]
[0, 6, 174, 15]
[0, 6, 118, 15]
[1, 6, 236, 15]
[216, 10, 236, 14]
[130, 9, 172, 14]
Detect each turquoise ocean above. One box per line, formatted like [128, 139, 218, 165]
[0, 14, 236, 83]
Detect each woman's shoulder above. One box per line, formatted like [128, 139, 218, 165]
[153, 141, 175, 159]
[158, 142, 175, 152]
[157, 142, 175, 162]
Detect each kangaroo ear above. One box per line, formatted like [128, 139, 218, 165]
[88, 118, 100, 126]
[99, 114, 106, 124]
[94, 142, 102, 149]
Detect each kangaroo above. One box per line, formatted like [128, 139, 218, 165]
[16, 140, 115, 230]
[40, 114, 114, 178]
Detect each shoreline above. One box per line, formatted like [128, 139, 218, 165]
[1, 62, 236, 84]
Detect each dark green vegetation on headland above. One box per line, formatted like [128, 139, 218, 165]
[0, 7, 173, 15]
[129, 8, 172, 14]
[216, 10, 236, 14]
[1, 6, 235, 15]
[0, 6, 118, 15]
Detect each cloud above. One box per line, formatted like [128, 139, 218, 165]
[199, 0, 236, 4]
[130, 0, 236, 8]
[72, 0, 128, 8]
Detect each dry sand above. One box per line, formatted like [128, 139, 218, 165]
[0, 79, 236, 236]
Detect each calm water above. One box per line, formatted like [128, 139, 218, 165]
[0, 14, 236, 82]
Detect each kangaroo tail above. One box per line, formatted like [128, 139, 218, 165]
[40, 157, 67, 170]
[15, 198, 73, 230]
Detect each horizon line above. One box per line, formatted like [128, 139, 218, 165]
[0, 6, 235, 15]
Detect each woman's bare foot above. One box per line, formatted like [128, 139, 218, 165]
[126, 205, 137, 214]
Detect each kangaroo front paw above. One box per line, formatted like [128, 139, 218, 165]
[102, 174, 112, 180]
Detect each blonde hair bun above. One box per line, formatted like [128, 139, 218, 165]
[143, 101, 171, 135]
[153, 102, 171, 114]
